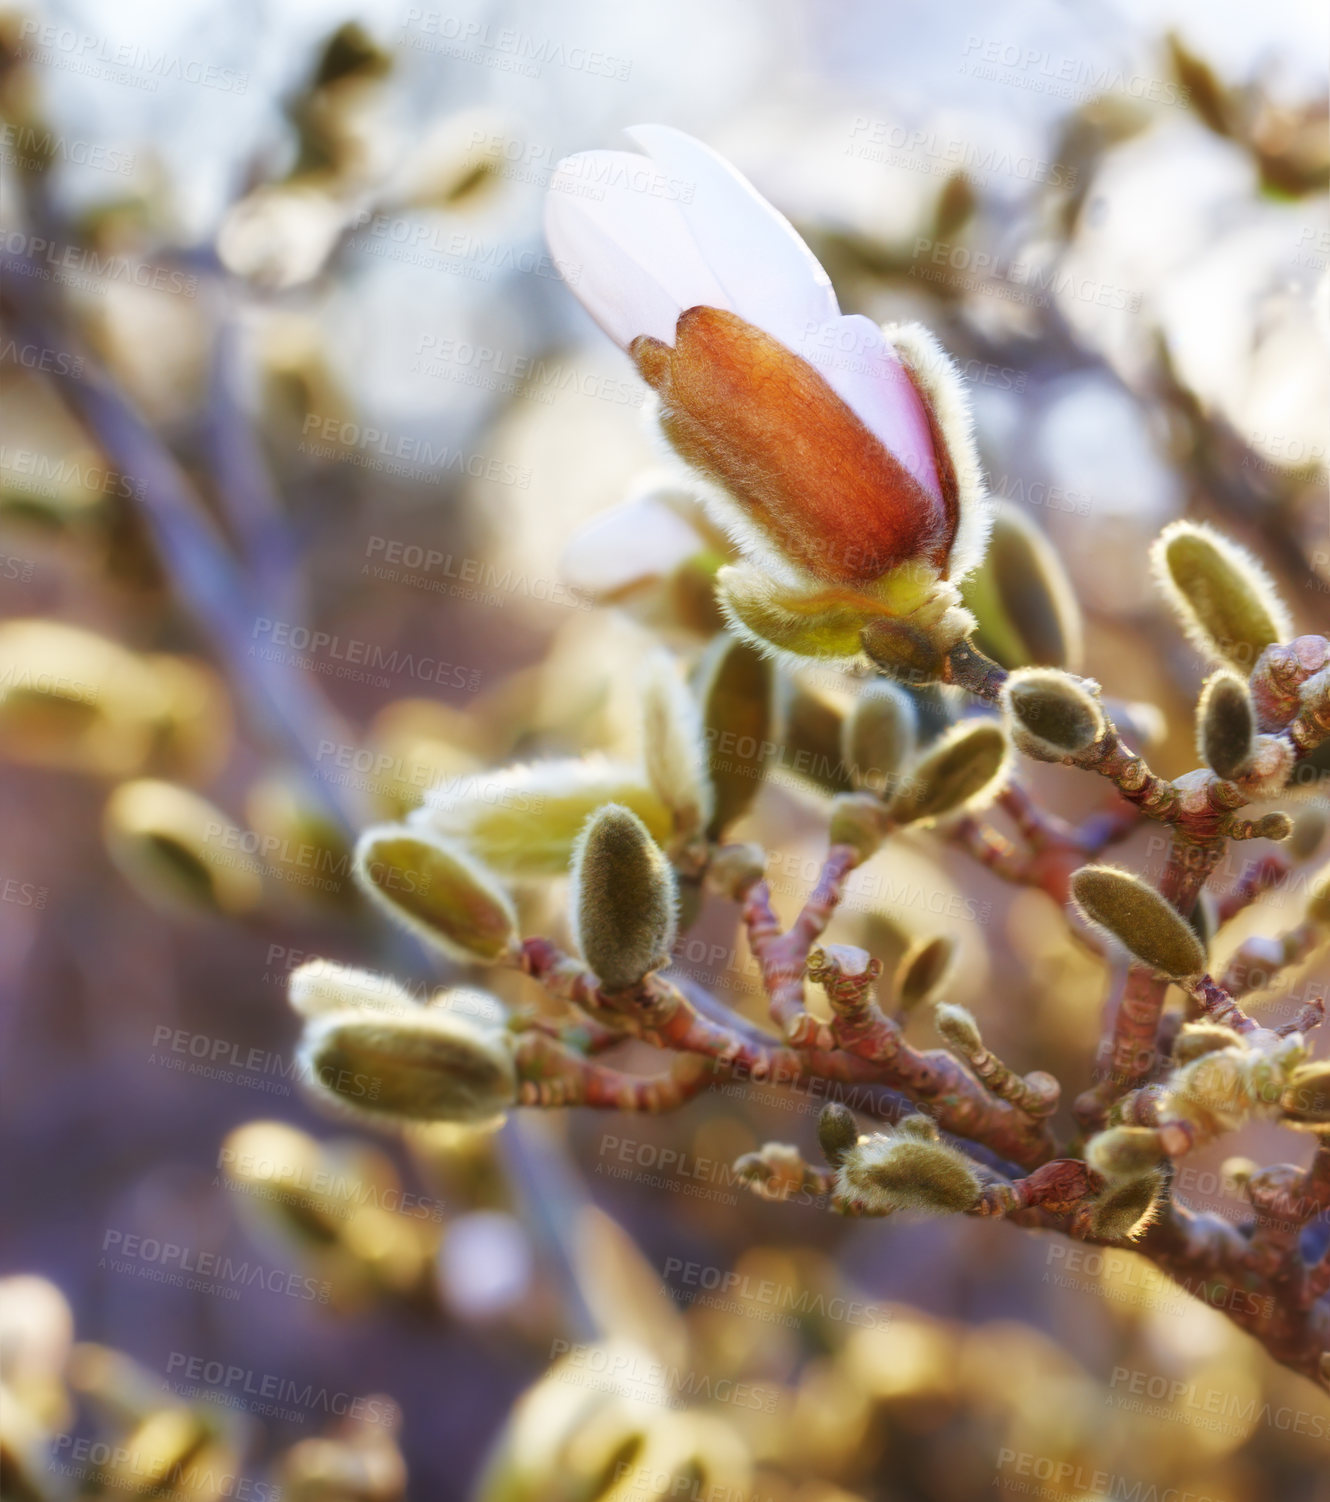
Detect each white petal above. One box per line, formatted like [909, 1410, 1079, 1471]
[625, 124, 839, 350]
[560, 491, 706, 596]
[794, 314, 942, 500]
[545, 149, 730, 348]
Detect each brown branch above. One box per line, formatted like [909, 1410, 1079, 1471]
[513, 1033, 713, 1110]
[742, 845, 860, 1044]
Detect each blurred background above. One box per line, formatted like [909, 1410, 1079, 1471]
[1, 1, 1328, 1499]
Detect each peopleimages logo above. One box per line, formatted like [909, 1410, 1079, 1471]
[49, 1437, 277, 1500]
[100, 1229, 331, 1303]
[164, 1352, 400, 1427]
[16, 19, 248, 93]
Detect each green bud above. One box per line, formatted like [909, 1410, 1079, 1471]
[355, 826, 517, 962]
[961, 502, 1082, 671]
[1087, 1169, 1166, 1242]
[697, 634, 773, 839]
[1280, 1063, 1330, 1127]
[570, 804, 678, 991]
[888, 720, 1009, 826]
[859, 615, 947, 683]
[1071, 865, 1206, 980]
[895, 1113, 941, 1142]
[776, 677, 852, 794]
[843, 680, 917, 795]
[0, 618, 170, 778]
[103, 779, 263, 917]
[1249, 812, 1293, 841]
[838, 1132, 981, 1215]
[246, 773, 354, 908]
[827, 791, 886, 863]
[1002, 668, 1104, 761]
[1085, 1126, 1165, 1180]
[1151, 521, 1292, 670]
[1197, 670, 1255, 780]
[289, 959, 415, 1018]
[933, 1002, 982, 1055]
[892, 934, 956, 1014]
[1307, 866, 1330, 928]
[299, 1008, 516, 1126]
[817, 1102, 860, 1167]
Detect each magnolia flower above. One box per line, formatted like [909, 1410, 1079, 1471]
[545, 124, 989, 677]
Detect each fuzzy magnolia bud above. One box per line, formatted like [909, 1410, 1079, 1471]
[1172, 1022, 1242, 1066]
[299, 1006, 517, 1125]
[241, 775, 351, 909]
[888, 719, 1009, 826]
[817, 1102, 860, 1167]
[354, 826, 517, 962]
[289, 959, 416, 1018]
[776, 677, 853, 795]
[1002, 668, 1104, 761]
[1197, 670, 1256, 780]
[1087, 1168, 1166, 1242]
[933, 1001, 982, 1054]
[103, 779, 263, 917]
[892, 934, 956, 1013]
[412, 759, 672, 877]
[1167, 1050, 1251, 1134]
[827, 792, 887, 863]
[640, 652, 713, 837]
[1280, 1063, 1330, 1127]
[697, 634, 772, 839]
[570, 804, 678, 991]
[550, 130, 987, 678]
[1151, 521, 1292, 670]
[837, 1127, 981, 1215]
[896, 1113, 941, 1141]
[961, 502, 1083, 671]
[1071, 866, 1206, 980]
[1085, 1126, 1165, 1181]
[706, 841, 768, 898]
[843, 680, 917, 795]
[858, 614, 951, 683]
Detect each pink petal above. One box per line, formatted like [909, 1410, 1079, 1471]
[544, 149, 729, 348]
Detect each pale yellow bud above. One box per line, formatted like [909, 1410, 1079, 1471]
[354, 825, 517, 962]
[639, 651, 712, 836]
[299, 1007, 517, 1126]
[837, 1131, 981, 1215]
[1151, 520, 1292, 670]
[289, 959, 416, 1018]
[1085, 1126, 1165, 1180]
[103, 779, 263, 917]
[412, 758, 672, 877]
[888, 719, 1009, 826]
